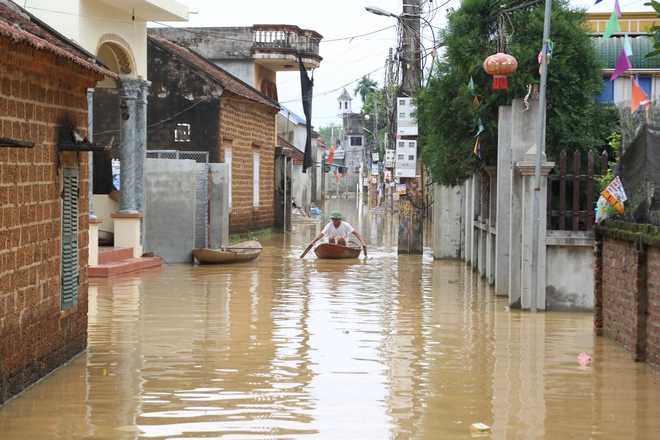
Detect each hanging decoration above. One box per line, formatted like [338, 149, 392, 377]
[483, 11, 517, 90]
[483, 53, 518, 89]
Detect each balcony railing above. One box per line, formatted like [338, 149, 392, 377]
[253, 25, 321, 56]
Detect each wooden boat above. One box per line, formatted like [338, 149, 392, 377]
[313, 242, 362, 259]
[193, 240, 262, 264]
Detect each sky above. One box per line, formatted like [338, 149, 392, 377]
[151, 0, 652, 130]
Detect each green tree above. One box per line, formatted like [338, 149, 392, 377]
[417, 0, 619, 187]
[354, 76, 379, 103]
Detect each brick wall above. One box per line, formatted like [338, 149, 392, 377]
[647, 246, 660, 367]
[220, 98, 277, 233]
[595, 221, 660, 368]
[0, 37, 99, 404]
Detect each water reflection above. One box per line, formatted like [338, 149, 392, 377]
[1, 198, 660, 439]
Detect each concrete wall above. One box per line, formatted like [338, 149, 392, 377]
[148, 27, 256, 86]
[145, 159, 197, 263]
[453, 98, 595, 312]
[432, 184, 463, 259]
[546, 233, 595, 312]
[209, 163, 230, 249]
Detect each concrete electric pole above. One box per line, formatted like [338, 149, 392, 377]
[366, 1, 423, 253]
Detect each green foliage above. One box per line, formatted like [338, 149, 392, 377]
[416, 0, 619, 187]
[645, 1, 660, 62]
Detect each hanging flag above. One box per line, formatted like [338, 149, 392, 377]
[631, 78, 650, 113]
[475, 118, 484, 137]
[600, 11, 620, 42]
[614, 0, 622, 19]
[611, 48, 632, 80]
[624, 34, 633, 57]
[468, 76, 475, 93]
[473, 96, 480, 106]
[473, 137, 481, 159]
[298, 54, 314, 173]
[594, 0, 603, 3]
[326, 145, 336, 165]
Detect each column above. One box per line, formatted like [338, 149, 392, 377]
[135, 80, 151, 247]
[516, 146, 554, 311]
[117, 78, 140, 214]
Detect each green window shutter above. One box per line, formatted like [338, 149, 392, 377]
[61, 167, 79, 311]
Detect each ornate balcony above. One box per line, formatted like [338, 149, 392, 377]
[253, 25, 322, 71]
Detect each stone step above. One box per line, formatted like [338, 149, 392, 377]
[89, 256, 163, 278]
[98, 247, 134, 264]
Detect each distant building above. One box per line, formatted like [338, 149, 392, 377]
[587, 11, 660, 108]
[338, 87, 353, 116]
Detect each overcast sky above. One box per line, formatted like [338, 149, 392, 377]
[152, 0, 651, 130]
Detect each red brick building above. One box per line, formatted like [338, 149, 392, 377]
[93, 35, 281, 234]
[0, 2, 117, 404]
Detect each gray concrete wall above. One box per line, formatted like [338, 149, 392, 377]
[545, 233, 594, 312]
[209, 163, 230, 249]
[432, 184, 463, 259]
[145, 158, 196, 263]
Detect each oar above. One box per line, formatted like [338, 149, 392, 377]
[300, 242, 314, 258]
[363, 245, 367, 258]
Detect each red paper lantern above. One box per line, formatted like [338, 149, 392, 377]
[483, 53, 518, 90]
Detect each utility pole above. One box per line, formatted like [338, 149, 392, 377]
[398, 0, 423, 254]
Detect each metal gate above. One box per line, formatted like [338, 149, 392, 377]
[147, 150, 210, 249]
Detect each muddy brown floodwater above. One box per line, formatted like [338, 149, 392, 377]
[1, 199, 660, 439]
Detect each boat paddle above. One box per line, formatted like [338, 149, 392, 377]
[300, 242, 314, 258]
[363, 245, 367, 258]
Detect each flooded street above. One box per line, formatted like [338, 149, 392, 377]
[2, 198, 660, 439]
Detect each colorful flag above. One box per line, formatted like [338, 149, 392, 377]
[631, 78, 650, 113]
[624, 34, 633, 57]
[326, 145, 336, 165]
[600, 11, 620, 42]
[473, 137, 481, 159]
[594, 0, 603, 3]
[473, 96, 480, 106]
[611, 48, 632, 80]
[468, 76, 474, 93]
[475, 118, 484, 137]
[614, 0, 622, 18]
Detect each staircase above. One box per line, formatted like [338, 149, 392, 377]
[89, 247, 163, 278]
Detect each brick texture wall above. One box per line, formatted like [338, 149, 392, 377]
[0, 37, 99, 404]
[595, 221, 660, 369]
[647, 246, 660, 367]
[220, 98, 277, 233]
[601, 237, 643, 355]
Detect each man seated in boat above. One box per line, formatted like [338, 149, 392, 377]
[310, 211, 367, 249]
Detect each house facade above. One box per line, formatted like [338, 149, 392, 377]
[149, 24, 324, 214]
[143, 35, 281, 232]
[24, 0, 191, 262]
[587, 11, 660, 107]
[0, 0, 117, 404]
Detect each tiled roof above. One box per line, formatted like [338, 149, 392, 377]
[277, 136, 304, 163]
[597, 35, 660, 70]
[148, 34, 280, 110]
[0, 1, 118, 80]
